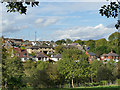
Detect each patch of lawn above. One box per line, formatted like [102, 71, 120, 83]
[19, 86, 120, 90]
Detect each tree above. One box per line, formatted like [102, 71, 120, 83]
[86, 40, 95, 52]
[89, 60, 103, 82]
[23, 61, 60, 88]
[57, 49, 89, 88]
[95, 38, 107, 47]
[2, 47, 24, 89]
[2, 2, 39, 14]
[115, 61, 120, 79]
[66, 38, 73, 44]
[99, 1, 119, 29]
[73, 39, 84, 45]
[97, 64, 115, 82]
[108, 32, 120, 41]
[95, 45, 110, 57]
[54, 45, 65, 54]
[55, 39, 66, 45]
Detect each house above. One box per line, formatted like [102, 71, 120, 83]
[101, 51, 120, 62]
[66, 43, 85, 52]
[2, 40, 13, 49]
[26, 46, 55, 54]
[2, 37, 24, 47]
[85, 51, 97, 61]
[13, 47, 28, 62]
[36, 52, 49, 61]
[51, 53, 61, 62]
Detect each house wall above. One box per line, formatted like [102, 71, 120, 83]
[27, 48, 55, 54]
[101, 56, 120, 61]
[51, 58, 61, 62]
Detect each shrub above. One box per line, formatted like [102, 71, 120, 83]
[100, 80, 107, 85]
[116, 79, 120, 85]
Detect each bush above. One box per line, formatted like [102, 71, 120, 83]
[104, 60, 107, 62]
[116, 79, 120, 85]
[100, 80, 107, 85]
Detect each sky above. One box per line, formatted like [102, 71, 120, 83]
[1, 1, 118, 41]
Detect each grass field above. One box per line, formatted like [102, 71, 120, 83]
[19, 86, 120, 90]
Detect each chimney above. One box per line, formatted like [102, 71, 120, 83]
[35, 31, 36, 41]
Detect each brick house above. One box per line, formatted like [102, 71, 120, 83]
[100, 51, 120, 62]
[14, 47, 28, 62]
[85, 51, 97, 61]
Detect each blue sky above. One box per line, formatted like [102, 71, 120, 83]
[1, 2, 118, 41]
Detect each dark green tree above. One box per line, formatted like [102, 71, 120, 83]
[89, 60, 103, 82]
[66, 38, 73, 44]
[73, 39, 84, 45]
[2, 47, 24, 89]
[97, 64, 115, 82]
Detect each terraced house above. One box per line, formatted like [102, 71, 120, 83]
[101, 51, 120, 62]
[26, 46, 55, 54]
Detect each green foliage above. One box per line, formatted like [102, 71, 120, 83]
[99, 1, 119, 29]
[89, 60, 103, 82]
[2, 57, 24, 89]
[55, 45, 65, 54]
[23, 61, 60, 88]
[95, 38, 107, 47]
[74, 39, 84, 45]
[100, 80, 107, 85]
[116, 61, 120, 79]
[3, 2, 39, 14]
[97, 64, 115, 82]
[95, 45, 110, 57]
[57, 49, 89, 87]
[31, 52, 36, 56]
[2, 47, 8, 59]
[55, 39, 66, 45]
[87, 40, 95, 52]
[116, 79, 120, 85]
[66, 38, 73, 44]
[108, 32, 120, 41]
[99, 2, 118, 18]
[21, 46, 25, 50]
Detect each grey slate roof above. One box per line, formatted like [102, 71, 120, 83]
[52, 53, 61, 58]
[88, 52, 96, 56]
[36, 53, 49, 58]
[27, 46, 54, 49]
[101, 52, 119, 57]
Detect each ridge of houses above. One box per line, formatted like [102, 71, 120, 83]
[2, 36, 120, 63]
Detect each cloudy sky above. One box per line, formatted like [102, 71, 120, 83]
[1, 1, 118, 41]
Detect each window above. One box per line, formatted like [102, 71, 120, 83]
[23, 53, 27, 56]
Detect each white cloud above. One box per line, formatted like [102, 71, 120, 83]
[35, 18, 59, 27]
[35, 18, 44, 24]
[52, 24, 116, 40]
[1, 19, 27, 33]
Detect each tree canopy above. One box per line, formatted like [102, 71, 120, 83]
[57, 49, 89, 88]
[99, 0, 120, 29]
[2, 2, 39, 14]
